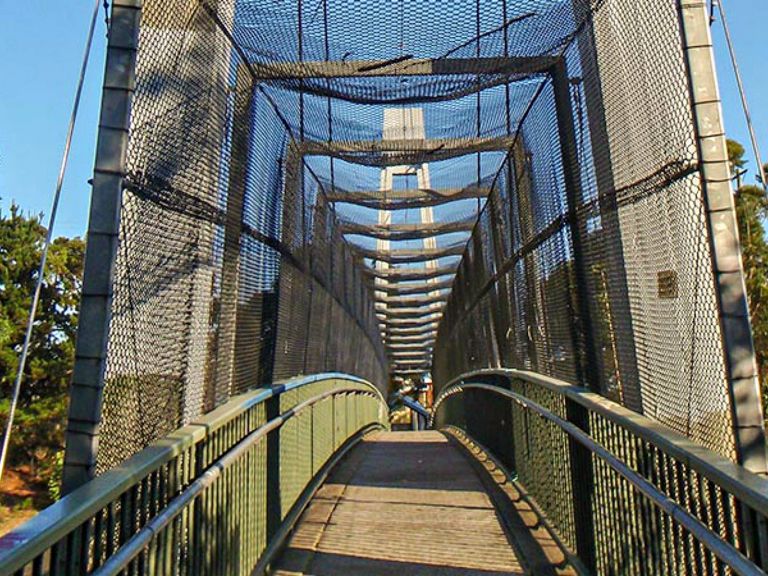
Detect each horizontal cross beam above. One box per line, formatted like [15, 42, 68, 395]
[354, 242, 465, 264]
[385, 334, 437, 345]
[390, 358, 433, 366]
[389, 349, 432, 358]
[392, 368, 430, 375]
[376, 304, 445, 318]
[301, 136, 513, 160]
[326, 185, 490, 209]
[252, 56, 556, 79]
[385, 339, 437, 349]
[366, 263, 459, 281]
[375, 294, 448, 308]
[387, 341, 435, 350]
[391, 358, 432, 367]
[388, 351, 433, 359]
[342, 217, 474, 241]
[383, 324, 439, 336]
[380, 313, 443, 326]
[373, 278, 454, 296]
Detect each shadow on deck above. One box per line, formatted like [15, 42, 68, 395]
[272, 431, 579, 576]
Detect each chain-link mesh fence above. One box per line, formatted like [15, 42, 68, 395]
[84, 0, 753, 471]
[432, 0, 739, 460]
[98, 0, 392, 471]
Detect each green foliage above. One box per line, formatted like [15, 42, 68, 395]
[727, 139, 747, 171]
[727, 139, 748, 188]
[734, 185, 768, 387]
[728, 140, 768, 412]
[0, 203, 83, 500]
[13, 497, 34, 512]
[46, 451, 64, 502]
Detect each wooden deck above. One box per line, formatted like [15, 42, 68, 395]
[272, 431, 578, 576]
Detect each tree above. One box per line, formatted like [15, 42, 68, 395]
[727, 139, 748, 188]
[734, 185, 768, 391]
[0, 203, 84, 490]
[727, 140, 768, 407]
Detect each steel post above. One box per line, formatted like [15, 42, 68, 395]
[678, 0, 767, 474]
[62, 0, 142, 494]
[550, 60, 602, 392]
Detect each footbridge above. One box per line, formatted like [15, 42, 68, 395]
[2, 0, 768, 574]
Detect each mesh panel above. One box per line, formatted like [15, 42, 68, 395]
[433, 0, 735, 459]
[99, 0, 389, 471]
[95, 0, 741, 468]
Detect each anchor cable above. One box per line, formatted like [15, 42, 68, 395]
[0, 0, 105, 482]
[713, 0, 767, 188]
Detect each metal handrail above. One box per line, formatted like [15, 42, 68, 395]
[433, 381, 763, 576]
[435, 368, 768, 517]
[0, 373, 387, 575]
[93, 386, 378, 575]
[393, 393, 431, 420]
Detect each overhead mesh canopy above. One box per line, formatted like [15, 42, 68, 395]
[91, 0, 744, 470]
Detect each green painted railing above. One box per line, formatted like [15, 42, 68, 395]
[433, 369, 768, 576]
[0, 373, 387, 576]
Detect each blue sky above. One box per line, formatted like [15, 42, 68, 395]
[0, 1, 766, 239]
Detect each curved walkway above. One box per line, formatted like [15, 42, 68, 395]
[272, 431, 578, 576]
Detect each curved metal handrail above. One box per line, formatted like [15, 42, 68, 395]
[392, 392, 431, 420]
[0, 373, 387, 575]
[433, 379, 764, 576]
[434, 368, 768, 517]
[93, 385, 380, 575]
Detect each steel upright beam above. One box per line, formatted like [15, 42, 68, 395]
[679, 1, 767, 474]
[550, 60, 602, 392]
[571, 1, 643, 411]
[62, 0, 142, 493]
[550, 59, 599, 572]
[511, 141, 541, 371]
[211, 67, 252, 407]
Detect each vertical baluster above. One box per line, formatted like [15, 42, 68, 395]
[65, 530, 77, 575]
[49, 540, 62, 576]
[79, 520, 91, 575]
[31, 553, 44, 576]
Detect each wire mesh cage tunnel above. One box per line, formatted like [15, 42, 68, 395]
[62, 0, 765, 490]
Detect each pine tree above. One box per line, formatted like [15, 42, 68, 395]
[0, 203, 84, 486]
[727, 140, 768, 409]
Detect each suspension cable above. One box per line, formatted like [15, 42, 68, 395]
[0, 0, 104, 482]
[103, 0, 110, 34]
[713, 0, 767, 189]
